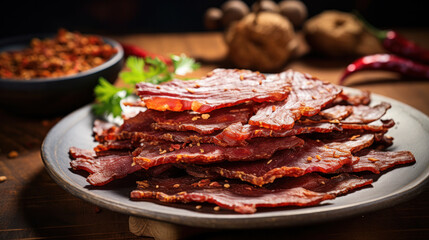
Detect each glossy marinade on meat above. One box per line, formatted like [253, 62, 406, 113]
[249, 70, 342, 130]
[181, 134, 375, 186]
[132, 136, 304, 169]
[68, 68, 416, 214]
[137, 68, 292, 113]
[130, 173, 373, 214]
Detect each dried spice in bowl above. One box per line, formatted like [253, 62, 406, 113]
[0, 28, 117, 80]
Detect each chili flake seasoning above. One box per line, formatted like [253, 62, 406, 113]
[0, 29, 117, 80]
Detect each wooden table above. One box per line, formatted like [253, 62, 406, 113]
[1, 31, 429, 240]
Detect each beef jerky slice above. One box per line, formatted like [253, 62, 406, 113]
[137, 68, 291, 113]
[109, 121, 339, 148]
[341, 119, 395, 132]
[341, 102, 391, 124]
[119, 110, 154, 133]
[94, 139, 136, 152]
[93, 119, 120, 143]
[108, 111, 212, 143]
[115, 104, 253, 135]
[249, 70, 342, 130]
[319, 105, 353, 120]
[130, 173, 372, 214]
[338, 149, 416, 174]
[129, 130, 215, 145]
[303, 102, 391, 125]
[70, 149, 140, 186]
[333, 89, 371, 106]
[69, 146, 97, 159]
[150, 104, 253, 134]
[208, 115, 392, 147]
[96, 117, 391, 151]
[184, 134, 375, 186]
[213, 122, 342, 147]
[133, 136, 304, 170]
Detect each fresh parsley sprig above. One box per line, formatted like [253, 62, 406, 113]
[92, 54, 199, 118]
[93, 78, 131, 118]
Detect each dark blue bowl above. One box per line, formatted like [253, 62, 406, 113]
[0, 33, 124, 117]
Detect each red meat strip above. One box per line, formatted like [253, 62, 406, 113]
[129, 130, 215, 145]
[119, 110, 154, 133]
[133, 136, 304, 170]
[183, 134, 375, 186]
[69, 146, 129, 158]
[150, 104, 253, 134]
[94, 116, 219, 146]
[94, 117, 392, 151]
[106, 103, 253, 140]
[333, 89, 371, 106]
[140, 118, 390, 148]
[130, 173, 372, 214]
[342, 102, 391, 124]
[94, 139, 135, 152]
[372, 135, 394, 150]
[105, 121, 339, 148]
[93, 119, 120, 142]
[303, 102, 391, 125]
[342, 119, 395, 132]
[70, 149, 140, 186]
[212, 122, 342, 147]
[249, 70, 342, 130]
[137, 69, 291, 113]
[107, 111, 209, 143]
[338, 149, 415, 174]
[69, 146, 96, 159]
[319, 105, 353, 120]
[93, 119, 117, 137]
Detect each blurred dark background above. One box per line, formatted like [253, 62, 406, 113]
[1, 0, 428, 38]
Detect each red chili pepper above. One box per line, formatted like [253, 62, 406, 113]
[339, 54, 429, 85]
[120, 43, 172, 65]
[355, 12, 429, 64]
[382, 31, 429, 64]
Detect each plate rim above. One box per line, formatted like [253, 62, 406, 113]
[41, 89, 429, 229]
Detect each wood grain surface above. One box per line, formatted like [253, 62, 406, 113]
[1, 30, 429, 240]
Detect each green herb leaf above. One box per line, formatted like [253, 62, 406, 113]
[144, 57, 172, 84]
[92, 77, 132, 117]
[93, 54, 200, 118]
[119, 56, 146, 85]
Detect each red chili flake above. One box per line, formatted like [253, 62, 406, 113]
[171, 144, 181, 150]
[193, 179, 211, 187]
[0, 29, 117, 80]
[209, 182, 222, 188]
